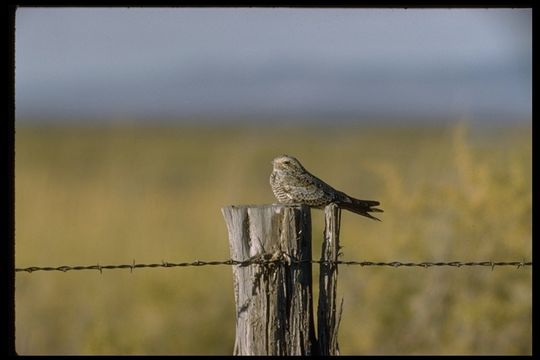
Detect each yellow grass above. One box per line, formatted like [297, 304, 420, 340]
[15, 121, 531, 354]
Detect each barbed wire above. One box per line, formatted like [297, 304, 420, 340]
[15, 258, 532, 274]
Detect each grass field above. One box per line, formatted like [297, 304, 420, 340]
[15, 121, 531, 354]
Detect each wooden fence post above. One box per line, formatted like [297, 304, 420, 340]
[318, 203, 343, 355]
[221, 204, 317, 355]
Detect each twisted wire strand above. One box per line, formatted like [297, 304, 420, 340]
[15, 259, 532, 273]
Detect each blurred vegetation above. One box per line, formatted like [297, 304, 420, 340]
[15, 121, 531, 354]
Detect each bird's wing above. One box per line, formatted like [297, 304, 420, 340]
[281, 172, 335, 203]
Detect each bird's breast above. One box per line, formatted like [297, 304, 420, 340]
[270, 171, 294, 203]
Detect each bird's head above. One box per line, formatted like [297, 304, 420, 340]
[271, 155, 305, 172]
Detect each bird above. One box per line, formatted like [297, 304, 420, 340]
[270, 155, 383, 221]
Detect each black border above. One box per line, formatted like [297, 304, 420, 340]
[6, 3, 534, 357]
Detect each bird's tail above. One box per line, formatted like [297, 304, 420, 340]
[338, 197, 383, 221]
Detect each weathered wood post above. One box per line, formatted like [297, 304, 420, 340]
[222, 204, 317, 355]
[318, 203, 343, 355]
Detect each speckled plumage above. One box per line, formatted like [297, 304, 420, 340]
[270, 155, 383, 221]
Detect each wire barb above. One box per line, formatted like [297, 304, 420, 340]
[14, 259, 532, 274]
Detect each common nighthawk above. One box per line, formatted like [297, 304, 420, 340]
[270, 155, 383, 221]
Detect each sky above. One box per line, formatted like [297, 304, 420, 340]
[15, 8, 532, 125]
